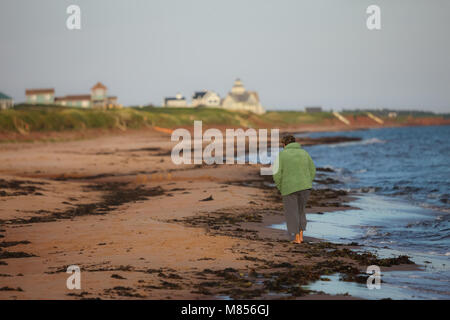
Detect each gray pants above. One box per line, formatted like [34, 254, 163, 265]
[282, 189, 311, 239]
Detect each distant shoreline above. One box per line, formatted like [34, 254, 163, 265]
[1, 106, 449, 143]
[1, 121, 449, 145]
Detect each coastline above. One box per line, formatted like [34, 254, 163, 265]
[0, 128, 418, 299]
[1, 113, 449, 144]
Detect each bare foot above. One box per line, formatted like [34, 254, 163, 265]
[292, 233, 302, 244]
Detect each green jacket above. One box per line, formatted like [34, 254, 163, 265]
[273, 142, 316, 196]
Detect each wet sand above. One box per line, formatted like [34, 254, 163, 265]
[0, 129, 415, 299]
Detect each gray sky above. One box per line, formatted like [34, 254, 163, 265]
[1, 0, 449, 112]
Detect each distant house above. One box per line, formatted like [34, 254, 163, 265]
[164, 93, 187, 107]
[388, 112, 397, 118]
[191, 90, 221, 107]
[52, 82, 119, 109]
[0, 92, 13, 110]
[55, 95, 91, 108]
[221, 79, 265, 114]
[106, 96, 119, 109]
[305, 106, 322, 113]
[90, 82, 118, 109]
[25, 88, 55, 105]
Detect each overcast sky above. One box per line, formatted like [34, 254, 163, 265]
[1, 0, 449, 112]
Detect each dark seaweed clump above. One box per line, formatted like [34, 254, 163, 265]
[191, 259, 362, 299]
[0, 248, 36, 259]
[326, 248, 414, 267]
[104, 286, 145, 298]
[0, 179, 46, 197]
[3, 182, 165, 225]
[0, 241, 31, 248]
[0, 286, 23, 292]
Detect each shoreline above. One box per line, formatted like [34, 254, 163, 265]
[0, 128, 418, 299]
[1, 120, 450, 145]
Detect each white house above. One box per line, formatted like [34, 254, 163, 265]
[55, 95, 92, 108]
[25, 88, 55, 105]
[191, 90, 221, 107]
[388, 112, 398, 118]
[221, 79, 265, 114]
[164, 93, 188, 107]
[0, 92, 13, 110]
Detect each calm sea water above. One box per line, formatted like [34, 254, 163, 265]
[271, 125, 450, 299]
[302, 125, 450, 213]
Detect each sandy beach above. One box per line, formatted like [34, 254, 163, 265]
[2, 0, 450, 304]
[0, 126, 422, 300]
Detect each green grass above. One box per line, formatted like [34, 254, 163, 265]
[0, 105, 335, 134]
[259, 111, 334, 125]
[0, 105, 448, 135]
[135, 106, 248, 127]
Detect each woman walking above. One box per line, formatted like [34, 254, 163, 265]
[273, 135, 316, 244]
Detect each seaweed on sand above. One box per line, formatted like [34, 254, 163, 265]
[4, 182, 165, 225]
[0, 286, 23, 292]
[0, 241, 31, 248]
[104, 286, 146, 298]
[0, 249, 36, 259]
[326, 248, 414, 267]
[0, 178, 47, 197]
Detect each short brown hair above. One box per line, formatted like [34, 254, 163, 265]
[281, 135, 296, 146]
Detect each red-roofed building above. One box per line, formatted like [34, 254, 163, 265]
[25, 82, 120, 108]
[91, 82, 108, 108]
[25, 88, 55, 104]
[54, 95, 92, 108]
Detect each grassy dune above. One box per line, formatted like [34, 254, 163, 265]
[0, 105, 333, 134]
[1, 105, 448, 136]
